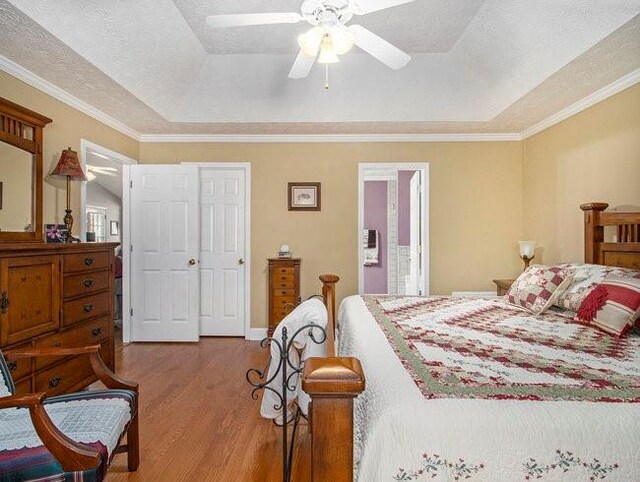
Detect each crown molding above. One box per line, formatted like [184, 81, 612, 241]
[0, 55, 141, 141]
[1, 54, 637, 144]
[521, 68, 640, 139]
[138, 133, 523, 143]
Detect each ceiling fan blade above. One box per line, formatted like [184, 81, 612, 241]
[288, 50, 317, 79]
[206, 13, 302, 28]
[349, 25, 411, 70]
[349, 0, 415, 15]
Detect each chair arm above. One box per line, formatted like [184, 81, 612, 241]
[5, 345, 138, 393]
[0, 392, 101, 471]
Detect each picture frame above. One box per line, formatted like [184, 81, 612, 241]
[45, 224, 68, 243]
[288, 182, 321, 211]
[110, 220, 119, 236]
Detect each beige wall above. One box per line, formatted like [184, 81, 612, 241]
[0, 71, 138, 230]
[140, 142, 524, 329]
[523, 83, 640, 265]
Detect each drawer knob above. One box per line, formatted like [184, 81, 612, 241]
[49, 377, 62, 388]
[92, 327, 103, 337]
[7, 361, 17, 372]
[84, 257, 94, 266]
[84, 278, 95, 288]
[83, 304, 94, 313]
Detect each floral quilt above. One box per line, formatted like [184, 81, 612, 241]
[363, 296, 640, 403]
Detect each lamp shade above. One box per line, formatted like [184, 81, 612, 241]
[518, 240, 535, 258]
[51, 147, 87, 181]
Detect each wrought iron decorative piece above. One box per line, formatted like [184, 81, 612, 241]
[246, 321, 326, 482]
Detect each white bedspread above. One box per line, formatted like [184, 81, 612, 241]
[338, 295, 640, 481]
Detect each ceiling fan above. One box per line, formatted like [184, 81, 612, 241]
[206, 0, 415, 79]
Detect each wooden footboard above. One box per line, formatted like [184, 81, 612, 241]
[302, 275, 365, 482]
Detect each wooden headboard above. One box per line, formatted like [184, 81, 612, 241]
[581, 203, 640, 269]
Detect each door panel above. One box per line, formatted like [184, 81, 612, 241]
[130, 165, 199, 341]
[199, 168, 246, 336]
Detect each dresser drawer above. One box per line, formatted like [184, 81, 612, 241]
[62, 292, 110, 327]
[273, 288, 295, 297]
[272, 296, 296, 309]
[63, 252, 109, 274]
[34, 317, 110, 370]
[63, 269, 110, 299]
[13, 377, 32, 396]
[4, 342, 32, 381]
[273, 274, 295, 286]
[35, 355, 97, 396]
[275, 266, 295, 275]
[271, 308, 290, 324]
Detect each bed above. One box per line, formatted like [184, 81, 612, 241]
[302, 202, 640, 481]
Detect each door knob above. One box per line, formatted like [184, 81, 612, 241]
[238, 258, 245, 265]
[188, 258, 197, 266]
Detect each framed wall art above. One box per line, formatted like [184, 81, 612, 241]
[288, 182, 321, 211]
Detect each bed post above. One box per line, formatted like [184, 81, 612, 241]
[302, 275, 365, 482]
[581, 203, 608, 264]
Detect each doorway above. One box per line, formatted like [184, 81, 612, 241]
[80, 139, 137, 345]
[358, 163, 429, 295]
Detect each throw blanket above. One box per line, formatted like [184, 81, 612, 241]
[260, 298, 327, 423]
[364, 296, 640, 402]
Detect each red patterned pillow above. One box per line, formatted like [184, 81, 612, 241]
[575, 276, 640, 337]
[505, 265, 573, 315]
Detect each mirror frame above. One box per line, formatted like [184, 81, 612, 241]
[0, 96, 52, 243]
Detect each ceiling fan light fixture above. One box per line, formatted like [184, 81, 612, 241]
[331, 26, 354, 55]
[297, 26, 324, 56]
[317, 33, 340, 64]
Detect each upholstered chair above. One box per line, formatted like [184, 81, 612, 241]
[0, 346, 139, 480]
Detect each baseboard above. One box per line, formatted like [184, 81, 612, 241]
[245, 328, 268, 341]
[451, 291, 497, 298]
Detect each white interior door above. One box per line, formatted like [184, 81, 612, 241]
[130, 165, 199, 342]
[408, 171, 422, 295]
[199, 168, 246, 336]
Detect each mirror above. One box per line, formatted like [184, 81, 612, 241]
[0, 96, 51, 243]
[0, 142, 35, 233]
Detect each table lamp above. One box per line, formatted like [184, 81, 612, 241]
[51, 147, 86, 243]
[518, 240, 535, 270]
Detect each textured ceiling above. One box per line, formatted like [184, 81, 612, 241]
[173, 0, 485, 54]
[0, 0, 639, 135]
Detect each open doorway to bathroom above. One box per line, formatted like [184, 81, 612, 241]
[358, 163, 429, 295]
[80, 140, 136, 347]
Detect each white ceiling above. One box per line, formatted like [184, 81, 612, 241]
[1, 0, 639, 134]
[86, 150, 123, 200]
[175, 0, 485, 54]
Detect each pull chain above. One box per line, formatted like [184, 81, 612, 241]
[325, 64, 329, 90]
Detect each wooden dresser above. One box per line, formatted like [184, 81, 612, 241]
[268, 258, 301, 336]
[0, 243, 118, 395]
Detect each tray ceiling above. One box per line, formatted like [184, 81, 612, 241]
[0, 0, 639, 135]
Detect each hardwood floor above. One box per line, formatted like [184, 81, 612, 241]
[105, 338, 311, 482]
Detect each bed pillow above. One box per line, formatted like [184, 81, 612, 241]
[575, 276, 640, 337]
[505, 265, 573, 315]
[553, 263, 640, 312]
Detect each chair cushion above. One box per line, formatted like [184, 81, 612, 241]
[0, 389, 135, 481]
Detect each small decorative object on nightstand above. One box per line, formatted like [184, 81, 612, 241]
[518, 240, 535, 270]
[268, 258, 301, 336]
[493, 278, 515, 296]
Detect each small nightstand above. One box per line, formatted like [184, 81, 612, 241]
[493, 278, 515, 296]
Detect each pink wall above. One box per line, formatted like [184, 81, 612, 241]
[363, 181, 387, 294]
[398, 170, 416, 246]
